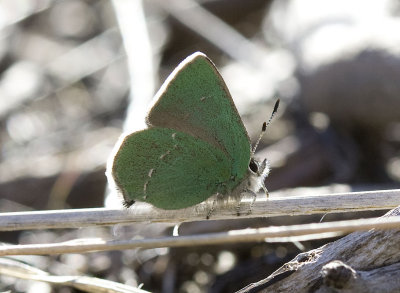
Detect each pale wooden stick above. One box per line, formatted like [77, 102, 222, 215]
[1, 216, 400, 256]
[1, 189, 399, 231]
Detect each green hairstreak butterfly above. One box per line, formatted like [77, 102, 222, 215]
[107, 52, 279, 211]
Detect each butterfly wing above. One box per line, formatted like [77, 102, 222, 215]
[147, 52, 250, 183]
[111, 128, 232, 209]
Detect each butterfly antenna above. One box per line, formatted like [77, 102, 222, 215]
[251, 99, 280, 155]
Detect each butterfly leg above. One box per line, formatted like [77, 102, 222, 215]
[235, 199, 241, 216]
[235, 193, 246, 216]
[246, 190, 258, 215]
[236, 190, 257, 216]
[206, 201, 215, 219]
[261, 182, 270, 198]
[206, 193, 223, 219]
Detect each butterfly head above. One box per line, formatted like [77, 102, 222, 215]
[249, 158, 268, 176]
[248, 157, 270, 194]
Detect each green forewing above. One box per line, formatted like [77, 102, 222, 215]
[112, 128, 234, 209]
[147, 53, 251, 183]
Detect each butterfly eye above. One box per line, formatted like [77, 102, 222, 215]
[249, 158, 258, 173]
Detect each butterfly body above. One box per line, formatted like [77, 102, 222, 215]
[108, 52, 272, 210]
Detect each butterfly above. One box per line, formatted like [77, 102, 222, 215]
[107, 52, 279, 211]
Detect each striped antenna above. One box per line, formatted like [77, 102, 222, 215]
[251, 99, 280, 155]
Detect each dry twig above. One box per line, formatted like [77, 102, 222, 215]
[1, 189, 399, 231]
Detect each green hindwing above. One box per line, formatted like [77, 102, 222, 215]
[112, 128, 234, 209]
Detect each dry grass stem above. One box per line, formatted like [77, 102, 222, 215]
[0, 257, 150, 293]
[1, 189, 399, 232]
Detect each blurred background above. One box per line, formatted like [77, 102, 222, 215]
[1, 0, 400, 292]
